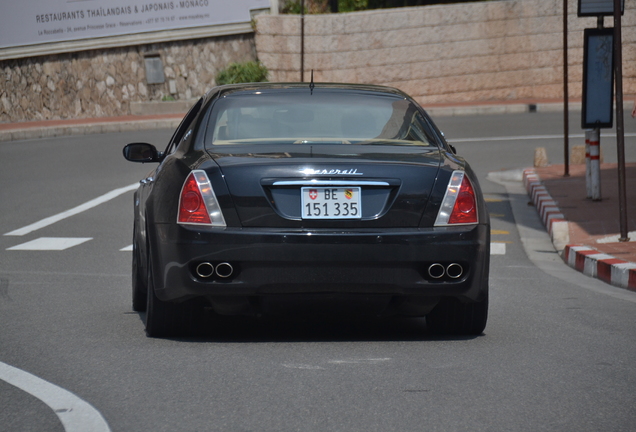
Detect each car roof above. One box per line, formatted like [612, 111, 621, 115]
[206, 82, 410, 100]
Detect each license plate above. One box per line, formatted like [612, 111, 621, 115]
[301, 187, 361, 219]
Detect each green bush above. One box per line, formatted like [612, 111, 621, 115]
[339, 0, 368, 12]
[215, 61, 269, 85]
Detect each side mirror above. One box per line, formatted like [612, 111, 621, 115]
[123, 143, 162, 163]
[449, 144, 457, 155]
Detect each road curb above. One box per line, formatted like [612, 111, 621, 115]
[523, 168, 636, 292]
[523, 169, 569, 250]
[563, 245, 636, 291]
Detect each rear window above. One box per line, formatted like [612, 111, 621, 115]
[206, 91, 438, 147]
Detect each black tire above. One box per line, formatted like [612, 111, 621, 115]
[145, 253, 202, 338]
[426, 295, 488, 336]
[131, 235, 147, 312]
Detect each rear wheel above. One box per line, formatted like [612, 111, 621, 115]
[145, 253, 202, 338]
[426, 295, 488, 336]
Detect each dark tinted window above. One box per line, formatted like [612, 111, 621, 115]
[206, 91, 437, 147]
[165, 98, 203, 155]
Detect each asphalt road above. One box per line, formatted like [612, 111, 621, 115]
[1, 112, 635, 431]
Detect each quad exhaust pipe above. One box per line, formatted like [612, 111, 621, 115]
[428, 263, 445, 279]
[196, 262, 215, 278]
[195, 262, 234, 279]
[215, 262, 234, 278]
[427, 263, 464, 280]
[446, 263, 463, 279]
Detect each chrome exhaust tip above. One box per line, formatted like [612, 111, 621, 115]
[196, 262, 215, 278]
[446, 263, 463, 279]
[215, 262, 234, 278]
[428, 263, 445, 279]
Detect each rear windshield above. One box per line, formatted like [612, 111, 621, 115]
[206, 91, 438, 147]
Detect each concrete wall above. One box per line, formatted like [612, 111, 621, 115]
[255, 0, 636, 106]
[0, 34, 256, 123]
[1, 0, 635, 124]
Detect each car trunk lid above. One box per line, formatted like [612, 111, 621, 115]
[206, 144, 442, 228]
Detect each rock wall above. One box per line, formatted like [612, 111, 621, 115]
[0, 34, 256, 123]
[2, 1, 635, 124]
[255, 0, 636, 106]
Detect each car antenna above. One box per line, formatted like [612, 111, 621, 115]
[309, 70, 315, 95]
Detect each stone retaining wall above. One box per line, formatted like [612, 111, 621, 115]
[1, 1, 635, 124]
[0, 34, 256, 123]
[255, 0, 636, 106]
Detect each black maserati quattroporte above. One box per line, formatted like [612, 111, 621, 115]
[123, 83, 490, 337]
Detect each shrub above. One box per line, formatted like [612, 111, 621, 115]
[339, 0, 368, 12]
[215, 61, 269, 85]
[281, 0, 330, 14]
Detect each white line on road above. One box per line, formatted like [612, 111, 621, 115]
[4, 183, 138, 236]
[0, 361, 111, 432]
[491, 242, 507, 255]
[7, 237, 93, 251]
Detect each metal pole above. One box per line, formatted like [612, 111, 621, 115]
[585, 130, 592, 198]
[586, 16, 604, 201]
[300, 0, 305, 82]
[589, 128, 601, 200]
[613, 0, 629, 241]
[563, 0, 570, 177]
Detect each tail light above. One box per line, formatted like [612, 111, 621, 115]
[178, 170, 226, 227]
[434, 171, 478, 226]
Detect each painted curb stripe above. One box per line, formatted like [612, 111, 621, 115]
[524, 169, 636, 292]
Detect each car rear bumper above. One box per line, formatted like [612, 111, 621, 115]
[149, 223, 490, 309]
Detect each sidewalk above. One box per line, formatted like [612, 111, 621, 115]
[0, 113, 184, 142]
[1, 107, 635, 292]
[524, 164, 636, 291]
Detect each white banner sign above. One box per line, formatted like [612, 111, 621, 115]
[0, 0, 270, 49]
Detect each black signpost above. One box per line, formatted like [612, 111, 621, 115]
[612, 0, 629, 242]
[300, 0, 305, 82]
[577, 0, 628, 239]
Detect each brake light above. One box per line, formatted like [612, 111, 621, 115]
[177, 170, 226, 227]
[434, 171, 478, 226]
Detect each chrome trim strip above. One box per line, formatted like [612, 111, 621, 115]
[273, 180, 390, 186]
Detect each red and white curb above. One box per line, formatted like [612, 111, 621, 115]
[563, 245, 636, 291]
[523, 169, 636, 292]
[523, 169, 569, 250]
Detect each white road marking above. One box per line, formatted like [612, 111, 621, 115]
[4, 183, 138, 237]
[328, 358, 392, 365]
[0, 361, 111, 432]
[7, 237, 92, 251]
[282, 363, 325, 370]
[282, 358, 392, 370]
[120, 245, 133, 251]
[491, 242, 507, 255]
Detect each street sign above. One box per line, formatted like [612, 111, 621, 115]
[578, 0, 624, 16]
[581, 28, 614, 129]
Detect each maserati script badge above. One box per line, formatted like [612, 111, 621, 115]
[299, 168, 363, 176]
